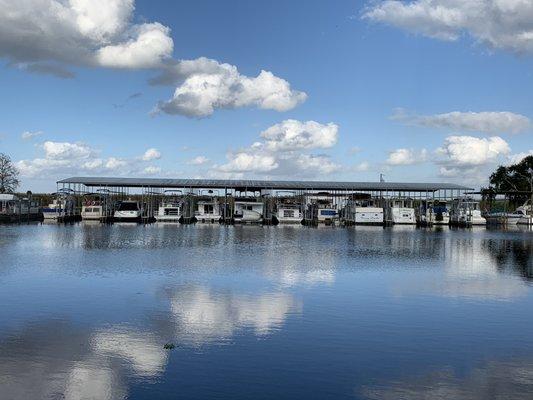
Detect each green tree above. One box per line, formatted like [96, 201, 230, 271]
[487, 155, 533, 207]
[0, 153, 20, 193]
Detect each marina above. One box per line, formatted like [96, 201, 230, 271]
[2, 176, 532, 228]
[52, 176, 483, 226]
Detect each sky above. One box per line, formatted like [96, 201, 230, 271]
[1, 0, 533, 192]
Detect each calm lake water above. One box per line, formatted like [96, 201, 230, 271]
[1, 223, 532, 399]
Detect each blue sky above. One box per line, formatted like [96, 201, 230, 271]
[1, 0, 532, 191]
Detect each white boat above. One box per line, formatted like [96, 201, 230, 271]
[387, 199, 416, 225]
[449, 197, 486, 226]
[114, 201, 142, 222]
[155, 201, 182, 222]
[195, 200, 221, 223]
[306, 194, 338, 225]
[417, 200, 449, 226]
[42, 197, 75, 220]
[234, 200, 263, 223]
[516, 200, 532, 225]
[275, 204, 303, 224]
[0, 194, 41, 222]
[355, 207, 383, 224]
[484, 212, 522, 226]
[81, 194, 111, 221]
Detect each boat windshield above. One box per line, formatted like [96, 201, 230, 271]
[118, 202, 138, 211]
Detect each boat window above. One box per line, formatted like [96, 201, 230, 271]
[118, 202, 138, 211]
[204, 204, 214, 214]
[283, 210, 295, 218]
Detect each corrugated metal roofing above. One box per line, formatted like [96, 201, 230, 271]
[57, 177, 472, 192]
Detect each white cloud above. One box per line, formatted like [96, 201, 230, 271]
[104, 157, 128, 169]
[96, 23, 173, 68]
[187, 156, 210, 165]
[212, 120, 341, 179]
[153, 58, 307, 118]
[142, 148, 161, 161]
[392, 109, 531, 134]
[21, 131, 43, 140]
[0, 0, 173, 73]
[259, 119, 338, 152]
[142, 165, 161, 175]
[363, 0, 533, 54]
[436, 135, 511, 166]
[218, 152, 279, 173]
[17, 140, 160, 178]
[291, 154, 341, 175]
[43, 141, 93, 160]
[506, 150, 533, 165]
[386, 148, 427, 165]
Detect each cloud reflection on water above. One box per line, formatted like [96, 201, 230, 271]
[395, 235, 531, 301]
[362, 358, 533, 400]
[0, 283, 301, 399]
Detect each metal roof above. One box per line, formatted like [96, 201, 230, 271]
[57, 177, 472, 192]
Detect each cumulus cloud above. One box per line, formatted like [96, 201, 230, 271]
[152, 58, 307, 118]
[187, 156, 210, 165]
[436, 135, 510, 166]
[363, 0, 533, 54]
[21, 131, 43, 140]
[142, 165, 161, 175]
[386, 148, 427, 165]
[507, 150, 533, 165]
[142, 148, 161, 161]
[218, 152, 279, 174]
[392, 109, 531, 134]
[16, 140, 161, 178]
[213, 120, 341, 178]
[0, 0, 174, 74]
[260, 119, 338, 151]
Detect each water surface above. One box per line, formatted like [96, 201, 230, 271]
[1, 224, 532, 399]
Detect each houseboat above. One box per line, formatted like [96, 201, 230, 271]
[384, 199, 416, 225]
[275, 203, 303, 224]
[155, 200, 182, 222]
[0, 194, 41, 222]
[449, 197, 486, 226]
[81, 193, 111, 221]
[195, 199, 221, 223]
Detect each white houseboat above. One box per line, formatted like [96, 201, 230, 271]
[387, 199, 416, 225]
[155, 200, 182, 222]
[81, 193, 112, 221]
[275, 203, 302, 224]
[195, 199, 221, 223]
